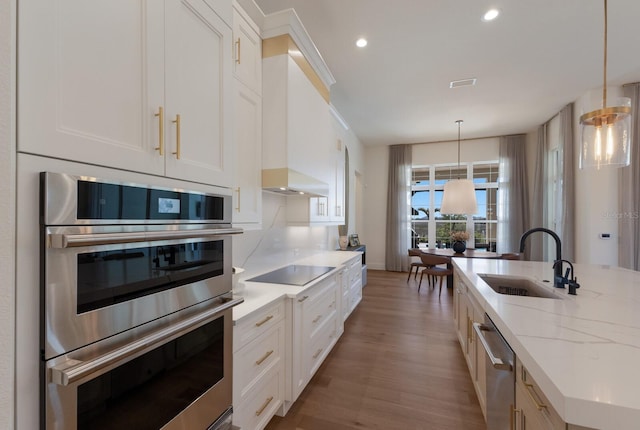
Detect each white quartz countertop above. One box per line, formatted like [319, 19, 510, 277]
[453, 258, 640, 430]
[232, 251, 362, 323]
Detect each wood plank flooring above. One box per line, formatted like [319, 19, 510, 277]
[265, 270, 487, 430]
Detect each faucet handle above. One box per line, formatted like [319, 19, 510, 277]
[568, 277, 580, 295]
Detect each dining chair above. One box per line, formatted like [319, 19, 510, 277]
[418, 254, 453, 297]
[501, 253, 522, 260]
[407, 248, 427, 282]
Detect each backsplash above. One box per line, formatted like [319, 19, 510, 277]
[232, 192, 339, 277]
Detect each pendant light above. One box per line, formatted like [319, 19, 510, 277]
[579, 0, 632, 169]
[440, 120, 478, 214]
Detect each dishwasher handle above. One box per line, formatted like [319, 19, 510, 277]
[473, 322, 512, 371]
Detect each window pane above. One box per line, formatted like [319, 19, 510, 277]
[435, 166, 465, 184]
[411, 221, 428, 248]
[411, 191, 430, 220]
[412, 168, 429, 186]
[435, 219, 466, 248]
[473, 163, 499, 183]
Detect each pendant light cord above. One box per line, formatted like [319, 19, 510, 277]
[456, 120, 463, 179]
[603, 0, 608, 108]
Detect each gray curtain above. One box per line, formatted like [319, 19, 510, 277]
[529, 124, 547, 260]
[559, 103, 575, 261]
[619, 83, 640, 270]
[385, 144, 412, 271]
[497, 135, 530, 253]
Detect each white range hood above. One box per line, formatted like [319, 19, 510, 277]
[262, 168, 329, 197]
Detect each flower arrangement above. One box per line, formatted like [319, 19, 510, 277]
[450, 230, 469, 242]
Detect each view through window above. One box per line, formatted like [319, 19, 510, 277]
[411, 162, 498, 249]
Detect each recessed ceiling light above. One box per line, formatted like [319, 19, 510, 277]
[483, 9, 500, 21]
[356, 38, 368, 48]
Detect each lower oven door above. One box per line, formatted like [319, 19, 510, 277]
[44, 294, 242, 430]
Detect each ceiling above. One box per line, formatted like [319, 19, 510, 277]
[253, 0, 640, 146]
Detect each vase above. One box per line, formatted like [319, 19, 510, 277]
[452, 241, 466, 254]
[339, 236, 349, 250]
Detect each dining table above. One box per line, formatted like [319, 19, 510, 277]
[419, 248, 502, 288]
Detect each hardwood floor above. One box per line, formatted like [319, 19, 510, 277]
[265, 270, 486, 430]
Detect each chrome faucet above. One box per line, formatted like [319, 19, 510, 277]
[519, 228, 563, 289]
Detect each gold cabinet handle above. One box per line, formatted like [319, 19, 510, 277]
[172, 114, 181, 159]
[255, 396, 273, 416]
[524, 382, 547, 411]
[510, 404, 520, 430]
[235, 187, 241, 212]
[255, 350, 274, 366]
[235, 37, 241, 64]
[298, 295, 309, 303]
[255, 315, 273, 327]
[312, 314, 322, 324]
[312, 348, 323, 359]
[154, 106, 164, 155]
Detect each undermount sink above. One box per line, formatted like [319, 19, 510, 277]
[478, 274, 561, 299]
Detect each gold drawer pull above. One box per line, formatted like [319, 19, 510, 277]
[524, 382, 547, 411]
[312, 314, 322, 324]
[255, 315, 273, 327]
[235, 37, 241, 64]
[312, 348, 323, 359]
[298, 295, 309, 303]
[235, 187, 241, 212]
[255, 396, 273, 416]
[154, 106, 164, 155]
[255, 350, 274, 366]
[510, 404, 521, 430]
[171, 114, 181, 159]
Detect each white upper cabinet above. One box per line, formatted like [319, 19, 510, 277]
[232, 6, 262, 94]
[232, 3, 262, 228]
[18, 0, 233, 187]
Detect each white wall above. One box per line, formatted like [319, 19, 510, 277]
[362, 145, 388, 270]
[412, 137, 499, 165]
[0, 0, 16, 427]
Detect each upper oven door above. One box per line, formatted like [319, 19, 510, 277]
[41, 171, 232, 226]
[43, 225, 238, 360]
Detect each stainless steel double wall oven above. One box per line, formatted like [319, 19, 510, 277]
[40, 172, 243, 430]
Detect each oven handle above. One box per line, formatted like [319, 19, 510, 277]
[48, 227, 244, 248]
[49, 294, 244, 386]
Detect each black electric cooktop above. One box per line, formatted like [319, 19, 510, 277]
[246, 265, 335, 286]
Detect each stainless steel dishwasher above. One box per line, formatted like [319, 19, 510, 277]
[473, 314, 515, 430]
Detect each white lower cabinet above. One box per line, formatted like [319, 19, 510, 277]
[453, 270, 487, 419]
[233, 300, 285, 430]
[342, 256, 363, 321]
[514, 358, 596, 430]
[289, 274, 340, 405]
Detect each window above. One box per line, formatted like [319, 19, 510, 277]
[411, 162, 499, 249]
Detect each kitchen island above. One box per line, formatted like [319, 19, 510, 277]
[453, 258, 640, 430]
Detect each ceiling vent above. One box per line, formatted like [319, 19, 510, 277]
[449, 78, 477, 89]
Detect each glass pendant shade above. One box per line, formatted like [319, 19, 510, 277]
[579, 98, 632, 169]
[441, 179, 478, 214]
[579, 0, 632, 169]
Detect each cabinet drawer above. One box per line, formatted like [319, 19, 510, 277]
[307, 316, 339, 379]
[516, 359, 564, 429]
[234, 368, 283, 430]
[234, 322, 284, 401]
[306, 286, 338, 340]
[234, 300, 284, 351]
